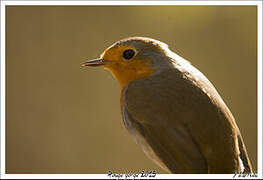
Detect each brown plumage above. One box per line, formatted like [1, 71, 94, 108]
[83, 37, 253, 174]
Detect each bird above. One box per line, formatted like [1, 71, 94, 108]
[82, 37, 253, 174]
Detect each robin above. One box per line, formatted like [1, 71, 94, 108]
[82, 37, 252, 174]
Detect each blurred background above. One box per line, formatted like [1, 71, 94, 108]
[6, 6, 257, 173]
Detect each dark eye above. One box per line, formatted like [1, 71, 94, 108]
[123, 49, 135, 60]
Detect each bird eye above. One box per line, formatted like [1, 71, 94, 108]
[123, 49, 135, 60]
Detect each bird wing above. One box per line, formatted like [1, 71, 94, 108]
[122, 84, 208, 173]
[121, 66, 252, 174]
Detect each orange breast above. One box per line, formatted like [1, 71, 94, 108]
[105, 59, 155, 89]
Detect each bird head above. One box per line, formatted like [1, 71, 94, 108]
[83, 37, 174, 89]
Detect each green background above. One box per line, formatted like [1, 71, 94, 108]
[6, 6, 257, 173]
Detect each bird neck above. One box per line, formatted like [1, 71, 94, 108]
[106, 63, 155, 89]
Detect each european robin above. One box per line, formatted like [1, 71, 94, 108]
[82, 37, 252, 174]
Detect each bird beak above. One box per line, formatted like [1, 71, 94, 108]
[82, 58, 105, 67]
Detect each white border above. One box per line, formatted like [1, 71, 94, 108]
[0, 1, 6, 179]
[0, 0, 261, 6]
[257, 1, 263, 178]
[0, 1, 262, 179]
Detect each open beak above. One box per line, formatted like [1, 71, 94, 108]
[82, 58, 105, 67]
